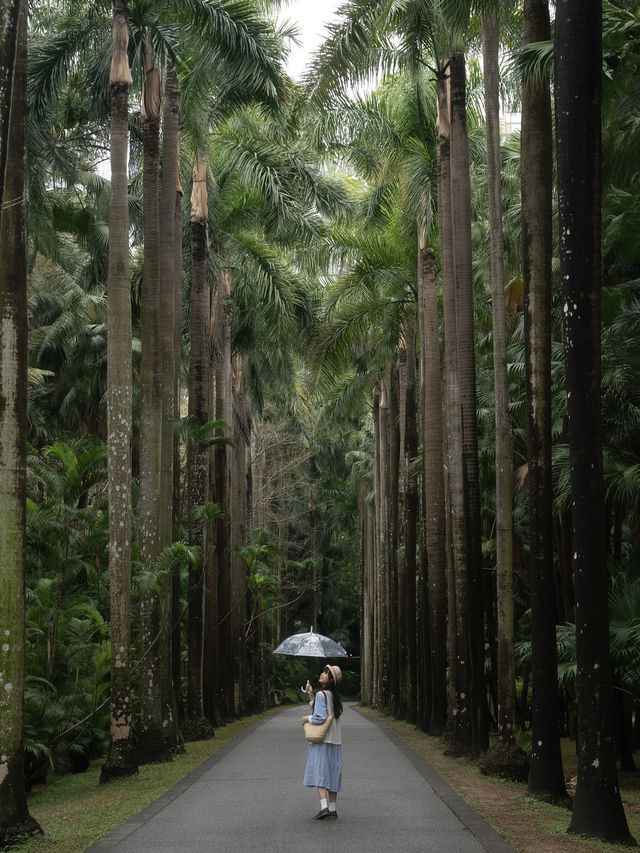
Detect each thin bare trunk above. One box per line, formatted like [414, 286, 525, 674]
[230, 360, 249, 716]
[373, 389, 383, 707]
[438, 69, 471, 754]
[158, 63, 180, 750]
[0, 3, 42, 838]
[214, 268, 233, 717]
[0, 0, 20, 211]
[137, 42, 169, 765]
[403, 312, 418, 722]
[102, 0, 137, 782]
[449, 50, 488, 753]
[186, 156, 210, 726]
[557, 0, 633, 841]
[172, 148, 184, 726]
[482, 8, 516, 748]
[418, 243, 447, 735]
[522, 0, 566, 799]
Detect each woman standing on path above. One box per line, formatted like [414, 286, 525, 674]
[301, 664, 343, 820]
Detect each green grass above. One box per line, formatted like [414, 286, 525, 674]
[15, 709, 283, 853]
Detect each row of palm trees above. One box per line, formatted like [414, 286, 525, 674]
[2, 0, 640, 848]
[1, 0, 347, 842]
[303, 0, 639, 844]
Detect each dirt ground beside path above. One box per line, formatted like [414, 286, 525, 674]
[361, 709, 640, 853]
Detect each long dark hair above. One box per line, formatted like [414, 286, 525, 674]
[324, 669, 343, 719]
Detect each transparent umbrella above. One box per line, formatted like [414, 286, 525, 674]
[272, 626, 347, 658]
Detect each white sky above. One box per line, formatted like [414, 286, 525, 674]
[277, 0, 343, 79]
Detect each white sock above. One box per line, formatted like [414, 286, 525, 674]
[328, 802, 337, 812]
[320, 798, 328, 811]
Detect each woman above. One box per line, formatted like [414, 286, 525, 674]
[301, 664, 343, 820]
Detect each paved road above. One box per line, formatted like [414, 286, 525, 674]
[88, 704, 515, 853]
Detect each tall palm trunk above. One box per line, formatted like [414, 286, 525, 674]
[449, 50, 488, 753]
[0, 3, 42, 839]
[418, 243, 447, 735]
[387, 366, 400, 714]
[101, 0, 138, 782]
[203, 247, 219, 724]
[557, 1, 633, 842]
[186, 156, 210, 726]
[251, 420, 266, 532]
[482, 8, 516, 750]
[172, 144, 184, 725]
[438, 69, 471, 754]
[0, 0, 20, 211]
[137, 43, 169, 765]
[403, 311, 418, 722]
[397, 349, 409, 718]
[359, 479, 374, 706]
[372, 388, 384, 706]
[158, 62, 180, 750]
[230, 358, 249, 714]
[521, 0, 566, 799]
[213, 267, 233, 717]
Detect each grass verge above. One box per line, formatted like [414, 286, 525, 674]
[14, 708, 283, 853]
[359, 707, 640, 853]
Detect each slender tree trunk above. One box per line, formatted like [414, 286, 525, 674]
[203, 262, 219, 724]
[397, 351, 408, 719]
[373, 388, 384, 706]
[230, 358, 248, 716]
[214, 267, 233, 717]
[418, 244, 447, 735]
[172, 149, 184, 726]
[137, 41, 169, 766]
[101, 0, 138, 782]
[251, 420, 266, 532]
[438, 68, 471, 754]
[186, 156, 210, 728]
[522, 0, 567, 799]
[0, 3, 43, 840]
[557, 1, 634, 842]
[403, 312, 418, 723]
[158, 62, 180, 751]
[449, 49, 488, 754]
[416, 261, 430, 732]
[359, 480, 374, 706]
[482, 8, 516, 751]
[387, 367, 400, 714]
[0, 0, 20, 212]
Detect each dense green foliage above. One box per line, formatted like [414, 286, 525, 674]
[2, 0, 640, 846]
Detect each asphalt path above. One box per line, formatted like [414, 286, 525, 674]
[87, 704, 515, 853]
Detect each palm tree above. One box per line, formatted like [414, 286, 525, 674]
[520, 0, 566, 801]
[137, 32, 169, 764]
[0, 0, 42, 841]
[556, 0, 633, 842]
[0, 0, 21, 211]
[399, 307, 418, 721]
[188, 92, 351, 717]
[212, 264, 233, 718]
[101, 0, 138, 782]
[448, 42, 489, 754]
[418, 243, 446, 735]
[481, 3, 516, 755]
[158, 64, 180, 743]
[438, 68, 472, 750]
[186, 153, 210, 727]
[307, 0, 489, 749]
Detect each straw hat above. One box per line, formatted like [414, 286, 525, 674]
[326, 664, 342, 684]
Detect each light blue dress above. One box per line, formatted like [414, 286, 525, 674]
[303, 690, 342, 792]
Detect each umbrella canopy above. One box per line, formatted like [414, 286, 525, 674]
[272, 627, 347, 658]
